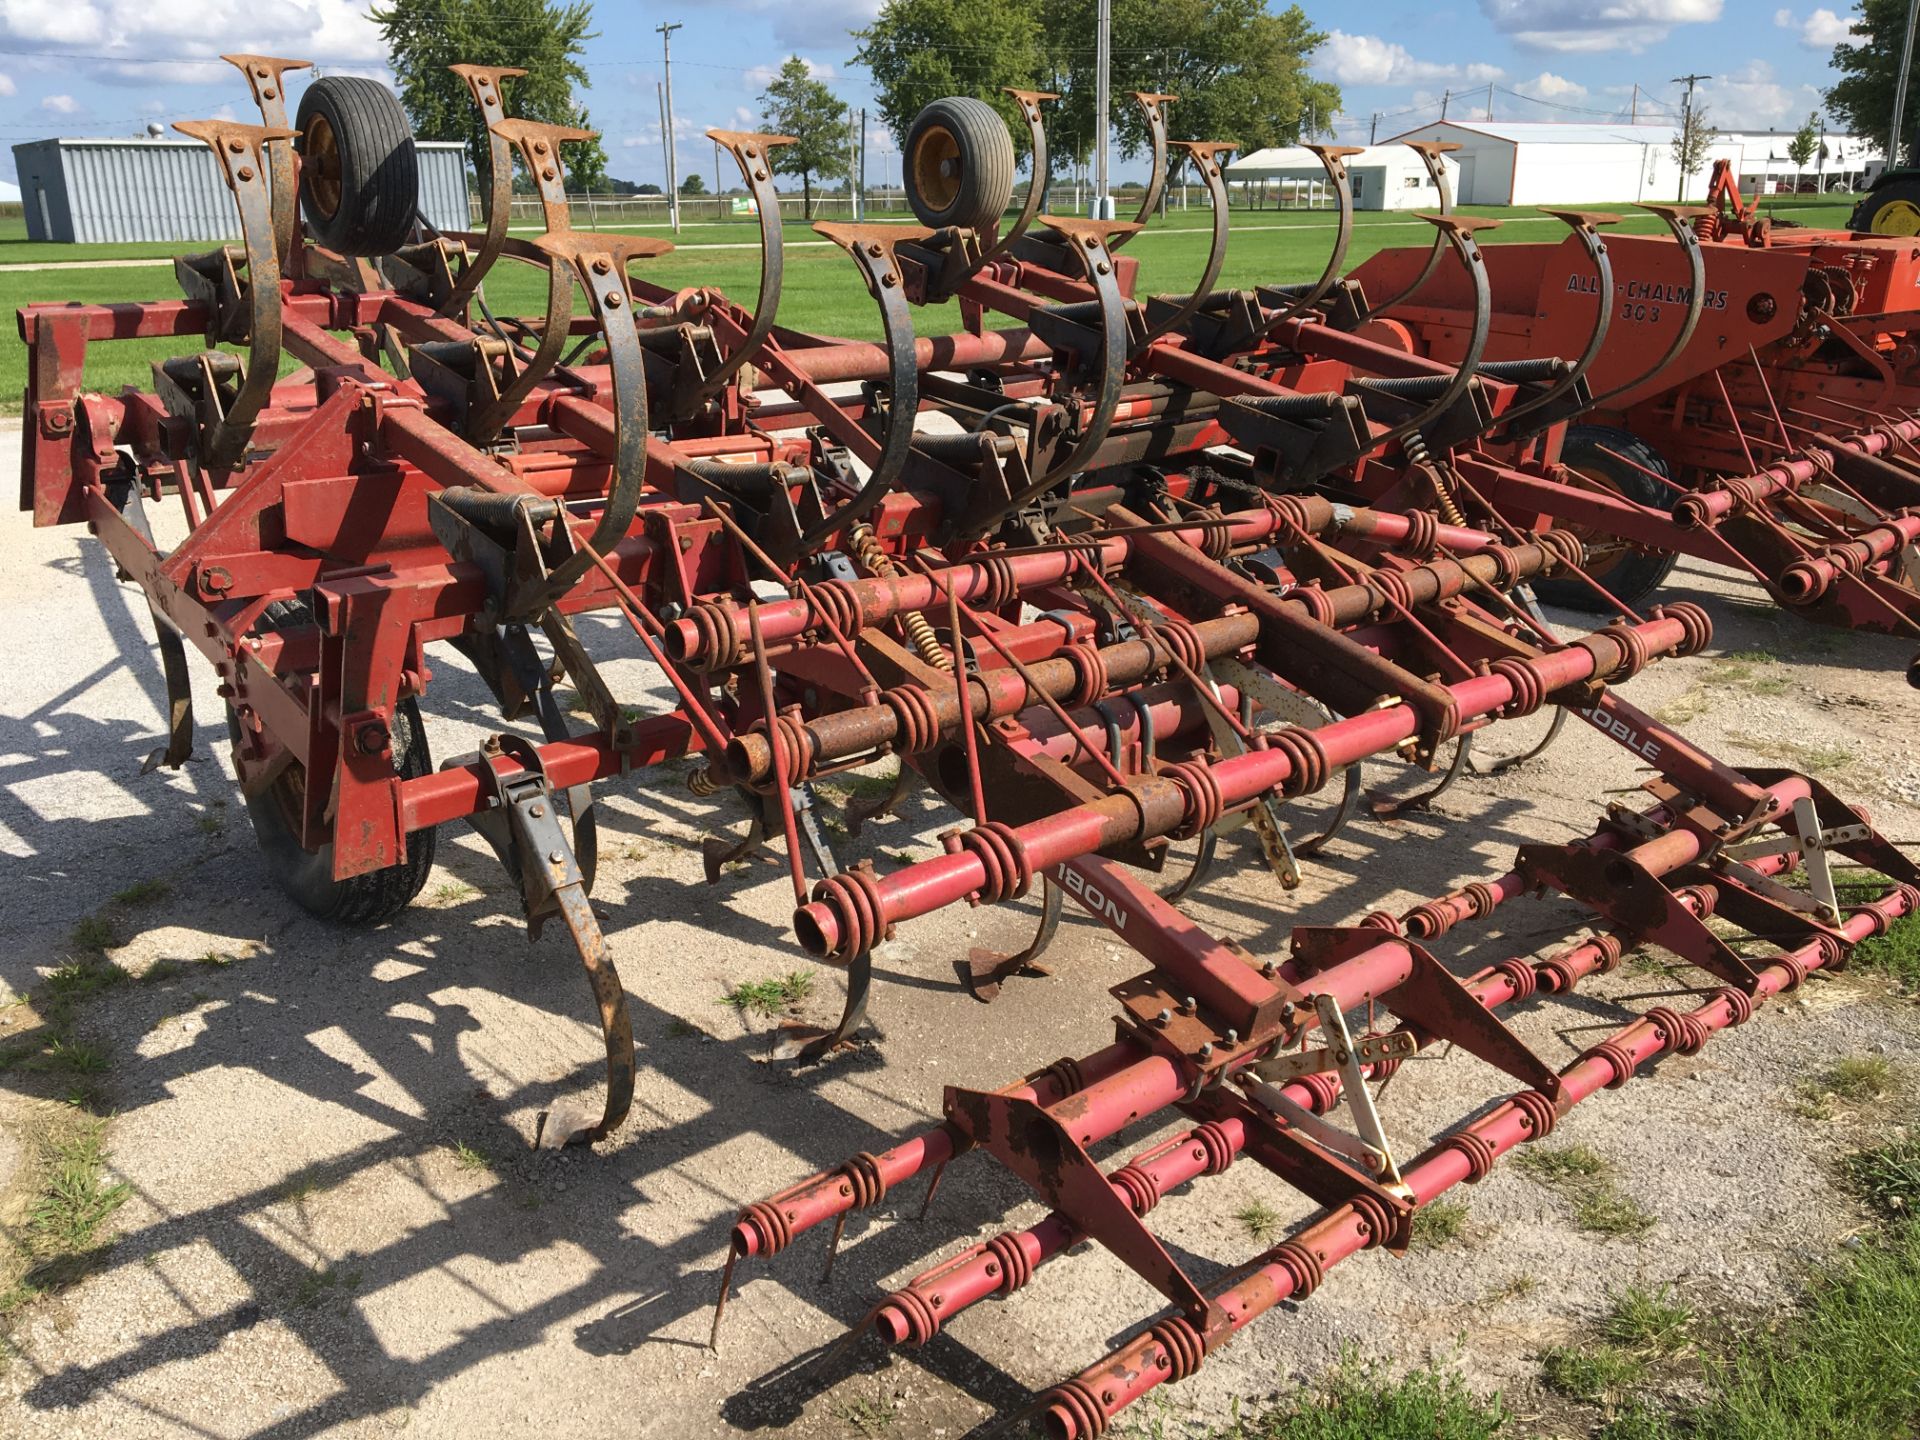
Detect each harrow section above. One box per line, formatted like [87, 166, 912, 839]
[13, 56, 1919, 1431]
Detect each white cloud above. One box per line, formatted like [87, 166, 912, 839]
[710, 0, 883, 52]
[1479, 0, 1722, 52]
[1522, 71, 1587, 99]
[0, 0, 386, 82]
[41, 93, 79, 114]
[1317, 31, 1502, 87]
[1799, 7, 1852, 45]
[0, 73, 14, 97]
[1774, 6, 1793, 23]
[1691, 61, 1825, 129]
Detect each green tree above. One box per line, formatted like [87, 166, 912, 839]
[680, 172, 708, 195]
[1671, 104, 1718, 200]
[853, 0, 1045, 164]
[371, 0, 607, 193]
[1828, 0, 1909, 161]
[1789, 111, 1821, 188]
[758, 56, 849, 218]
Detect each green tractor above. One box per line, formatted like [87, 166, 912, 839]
[1849, 168, 1920, 233]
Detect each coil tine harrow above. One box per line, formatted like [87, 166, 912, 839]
[16, 55, 1920, 1426]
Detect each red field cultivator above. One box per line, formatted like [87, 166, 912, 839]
[15, 60, 1919, 1434]
[1346, 167, 1920, 674]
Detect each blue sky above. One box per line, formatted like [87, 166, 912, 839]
[0, 0, 1857, 186]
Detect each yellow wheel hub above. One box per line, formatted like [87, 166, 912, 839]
[1872, 197, 1920, 235]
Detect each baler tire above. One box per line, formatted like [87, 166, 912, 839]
[904, 97, 1015, 232]
[1535, 425, 1680, 614]
[1852, 178, 1920, 236]
[226, 602, 437, 928]
[295, 76, 418, 256]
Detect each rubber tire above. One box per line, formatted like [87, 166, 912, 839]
[227, 602, 437, 927]
[903, 96, 1015, 232]
[1851, 177, 1920, 235]
[1534, 425, 1680, 613]
[295, 76, 418, 256]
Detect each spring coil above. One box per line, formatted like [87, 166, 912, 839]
[687, 764, 723, 797]
[1509, 1088, 1558, 1141]
[848, 522, 950, 671]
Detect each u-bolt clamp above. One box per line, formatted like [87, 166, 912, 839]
[1581, 203, 1711, 412]
[1119, 92, 1181, 241]
[221, 54, 310, 270]
[1498, 209, 1622, 442]
[788, 222, 935, 554]
[689, 130, 797, 404]
[516, 232, 671, 614]
[1364, 141, 1461, 317]
[1353, 212, 1500, 459]
[1138, 140, 1236, 348]
[1253, 144, 1365, 339]
[465, 119, 603, 441]
[174, 119, 293, 472]
[439, 64, 530, 316]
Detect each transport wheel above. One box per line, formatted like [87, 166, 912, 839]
[1852, 179, 1920, 235]
[226, 602, 437, 927]
[1535, 425, 1680, 613]
[903, 96, 1015, 232]
[295, 76, 419, 256]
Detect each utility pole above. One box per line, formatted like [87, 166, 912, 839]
[656, 21, 683, 232]
[713, 136, 723, 203]
[847, 107, 859, 219]
[1630, 83, 1638, 123]
[1892, 0, 1920, 168]
[1093, 0, 1112, 217]
[1369, 112, 1379, 144]
[1441, 89, 1451, 120]
[1487, 82, 1494, 119]
[656, 82, 671, 224]
[859, 107, 868, 221]
[1671, 72, 1710, 202]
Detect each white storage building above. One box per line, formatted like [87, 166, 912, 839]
[1381, 120, 1742, 206]
[1224, 144, 1461, 211]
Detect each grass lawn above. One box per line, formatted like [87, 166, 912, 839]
[0, 195, 1860, 413]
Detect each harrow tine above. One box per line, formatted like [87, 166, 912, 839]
[172, 119, 291, 471]
[690, 130, 797, 406]
[1252, 144, 1363, 338]
[1119, 92, 1180, 238]
[1497, 209, 1620, 440]
[220, 54, 310, 269]
[439, 65, 528, 316]
[963, 878, 1063, 1001]
[1580, 203, 1710, 411]
[986, 88, 1060, 261]
[1137, 141, 1237, 348]
[1361, 140, 1461, 316]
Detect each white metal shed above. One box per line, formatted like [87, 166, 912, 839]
[1225, 144, 1461, 211]
[1380, 121, 1742, 207]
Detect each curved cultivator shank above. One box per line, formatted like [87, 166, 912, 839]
[15, 61, 1920, 1434]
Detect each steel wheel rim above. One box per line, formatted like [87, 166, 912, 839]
[304, 113, 343, 220]
[912, 125, 962, 213]
[1874, 198, 1920, 235]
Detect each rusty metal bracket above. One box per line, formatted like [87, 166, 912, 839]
[1138, 141, 1236, 348]
[462, 733, 634, 1148]
[1581, 204, 1710, 412]
[1500, 209, 1620, 440]
[1362, 141, 1459, 316]
[1119, 92, 1180, 241]
[440, 64, 528, 316]
[173, 119, 291, 470]
[690, 130, 796, 404]
[1253, 145, 1363, 338]
[988, 88, 1059, 261]
[221, 54, 310, 267]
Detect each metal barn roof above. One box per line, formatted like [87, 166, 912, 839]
[1384, 121, 1679, 146]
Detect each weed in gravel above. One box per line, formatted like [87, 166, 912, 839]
[1237, 1201, 1283, 1244]
[721, 971, 815, 1017]
[834, 1395, 898, 1436]
[68, 916, 117, 953]
[1514, 1144, 1608, 1185]
[277, 1169, 327, 1206]
[1577, 1186, 1656, 1238]
[1832, 873, 1920, 987]
[1215, 1352, 1506, 1438]
[1484, 1273, 1538, 1303]
[1410, 1200, 1470, 1249]
[0, 1111, 131, 1317]
[1733, 734, 1855, 773]
[1842, 1133, 1920, 1222]
[290, 1263, 362, 1309]
[452, 1142, 491, 1173]
[1602, 1283, 1692, 1355]
[427, 881, 476, 905]
[1540, 1342, 1645, 1402]
[141, 958, 185, 985]
[111, 878, 170, 907]
[195, 811, 224, 835]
